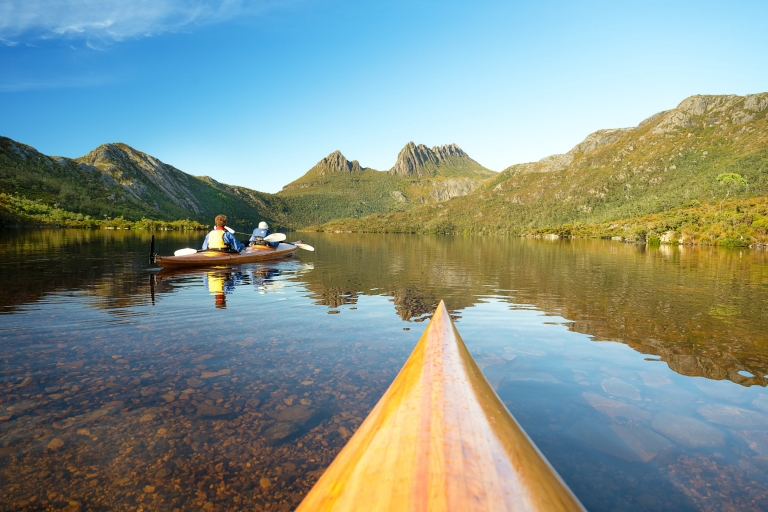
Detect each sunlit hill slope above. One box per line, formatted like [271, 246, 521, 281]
[316, 93, 768, 245]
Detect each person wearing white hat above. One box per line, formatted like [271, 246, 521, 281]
[249, 221, 279, 248]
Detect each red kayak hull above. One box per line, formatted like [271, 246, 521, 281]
[154, 243, 298, 268]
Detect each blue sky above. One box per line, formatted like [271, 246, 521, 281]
[1, 0, 767, 193]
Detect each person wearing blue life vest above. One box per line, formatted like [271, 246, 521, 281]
[250, 221, 280, 248]
[202, 214, 244, 252]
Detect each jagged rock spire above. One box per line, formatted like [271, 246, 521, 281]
[390, 142, 468, 177]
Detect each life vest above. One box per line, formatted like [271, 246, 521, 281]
[250, 227, 269, 246]
[206, 229, 227, 250]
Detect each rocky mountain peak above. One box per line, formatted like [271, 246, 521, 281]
[645, 92, 768, 135]
[389, 142, 471, 177]
[312, 150, 364, 175]
[432, 143, 468, 161]
[76, 142, 203, 214]
[80, 143, 148, 173]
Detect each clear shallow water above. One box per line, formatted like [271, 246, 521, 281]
[1, 230, 767, 511]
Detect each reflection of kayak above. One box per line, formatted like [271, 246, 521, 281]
[154, 243, 298, 269]
[296, 301, 584, 512]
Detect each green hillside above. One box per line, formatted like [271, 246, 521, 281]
[0, 138, 287, 231]
[314, 93, 768, 244]
[277, 143, 496, 226]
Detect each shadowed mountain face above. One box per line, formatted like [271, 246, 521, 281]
[318, 92, 768, 234]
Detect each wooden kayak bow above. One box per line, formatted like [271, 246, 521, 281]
[296, 301, 584, 512]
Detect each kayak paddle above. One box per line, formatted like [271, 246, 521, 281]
[288, 242, 315, 251]
[264, 233, 287, 242]
[174, 248, 199, 256]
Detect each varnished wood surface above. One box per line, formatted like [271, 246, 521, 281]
[154, 243, 297, 268]
[296, 301, 585, 512]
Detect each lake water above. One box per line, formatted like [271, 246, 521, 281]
[1, 229, 767, 511]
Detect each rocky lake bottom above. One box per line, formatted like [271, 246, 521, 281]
[1, 230, 767, 511]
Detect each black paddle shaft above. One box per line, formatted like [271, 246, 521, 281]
[149, 234, 155, 265]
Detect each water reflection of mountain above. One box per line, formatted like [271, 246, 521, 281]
[296, 233, 768, 386]
[2, 230, 766, 386]
[0, 230, 200, 313]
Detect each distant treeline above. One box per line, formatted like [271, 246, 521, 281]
[525, 197, 768, 248]
[0, 193, 206, 230]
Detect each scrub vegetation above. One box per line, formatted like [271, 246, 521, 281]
[526, 197, 768, 247]
[0, 193, 206, 230]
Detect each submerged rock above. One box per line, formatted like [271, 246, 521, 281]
[583, 392, 650, 422]
[638, 371, 672, 388]
[566, 421, 642, 462]
[732, 430, 768, 456]
[692, 379, 746, 402]
[505, 372, 558, 383]
[263, 422, 299, 443]
[186, 378, 204, 388]
[697, 404, 768, 429]
[195, 404, 235, 419]
[601, 377, 641, 400]
[47, 438, 64, 450]
[201, 369, 230, 379]
[275, 405, 317, 424]
[651, 412, 725, 447]
[610, 425, 674, 462]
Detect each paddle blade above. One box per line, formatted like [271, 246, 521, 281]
[294, 243, 315, 251]
[264, 233, 286, 242]
[224, 226, 235, 233]
[174, 248, 198, 256]
[149, 234, 155, 264]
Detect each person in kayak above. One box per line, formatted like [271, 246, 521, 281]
[202, 214, 244, 252]
[249, 221, 279, 248]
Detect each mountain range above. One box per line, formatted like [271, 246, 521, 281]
[0, 135, 495, 229]
[318, 93, 768, 243]
[2, 92, 767, 239]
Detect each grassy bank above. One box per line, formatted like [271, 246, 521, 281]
[525, 197, 768, 248]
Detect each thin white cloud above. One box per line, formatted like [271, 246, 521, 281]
[0, 0, 287, 44]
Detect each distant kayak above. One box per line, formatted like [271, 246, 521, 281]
[154, 243, 298, 269]
[296, 300, 584, 512]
